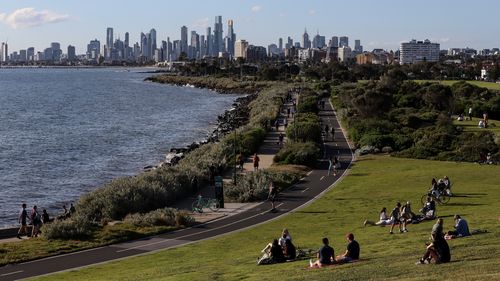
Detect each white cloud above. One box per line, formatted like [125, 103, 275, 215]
[308, 9, 316, 15]
[192, 17, 209, 29]
[0, 7, 70, 29]
[251, 5, 263, 13]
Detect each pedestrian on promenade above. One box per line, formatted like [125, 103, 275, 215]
[283, 118, 288, 129]
[253, 153, 260, 171]
[17, 203, 29, 239]
[30, 205, 42, 238]
[278, 133, 284, 147]
[69, 203, 76, 215]
[268, 181, 278, 211]
[42, 209, 50, 224]
[328, 156, 334, 176]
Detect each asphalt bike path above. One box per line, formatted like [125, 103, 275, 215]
[0, 97, 353, 280]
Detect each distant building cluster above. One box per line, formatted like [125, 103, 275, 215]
[0, 17, 499, 66]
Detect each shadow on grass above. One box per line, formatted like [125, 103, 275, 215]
[444, 203, 486, 207]
[452, 193, 487, 198]
[294, 211, 332, 214]
[348, 173, 369, 177]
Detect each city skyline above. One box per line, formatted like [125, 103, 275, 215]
[1, 0, 500, 54]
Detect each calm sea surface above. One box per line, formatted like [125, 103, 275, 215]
[0, 68, 238, 228]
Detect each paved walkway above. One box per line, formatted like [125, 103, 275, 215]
[0, 92, 354, 280]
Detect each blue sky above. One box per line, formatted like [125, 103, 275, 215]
[1, 0, 499, 54]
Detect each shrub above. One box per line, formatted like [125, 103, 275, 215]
[124, 208, 177, 227]
[274, 142, 320, 167]
[224, 171, 272, 202]
[42, 218, 95, 240]
[297, 95, 318, 114]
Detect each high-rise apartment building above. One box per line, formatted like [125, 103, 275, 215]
[312, 33, 326, 49]
[339, 36, 349, 47]
[150, 28, 157, 59]
[0, 42, 8, 62]
[235, 39, 249, 59]
[87, 39, 100, 60]
[338, 46, 352, 62]
[400, 39, 440, 64]
[106, 27, 113, 59]
[27, 47, 35, 61]
[206, 27, 213, 57]
[278, 38, 283, 52]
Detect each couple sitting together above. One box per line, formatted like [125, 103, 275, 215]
[309, 233, 360, 268]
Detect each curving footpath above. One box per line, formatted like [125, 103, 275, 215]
[0, 97, 354, 281]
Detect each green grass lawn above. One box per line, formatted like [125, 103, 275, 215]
[34, 156, 500, 281]
[453, 117, 500, 137]
[414, 80, 500, 91]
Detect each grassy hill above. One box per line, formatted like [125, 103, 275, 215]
[35, 156, 500, 281]
[414, 80, 500, 91]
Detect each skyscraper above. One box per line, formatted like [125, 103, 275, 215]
[302, 29, 311, 49]
[339, 36, 349, 47]
[354, 40, 363, 53]
[235, 39, 248, 59]
[0, 42, 8, 62]
[190, 31, 200, 59]
[124, 32, 130, 59]
[226, 19, 236, 57]
[27, 47, 35, 61]
[330, 36, 339, 48]
[206, 27, 213, 57]
[106, 27, 113, 59]
[213, 16, 224, 55]
[87, 39, 100, 60]
[181, 26, 188, 55]
[67, 45, 76, 61]
[150, 28, 157, 59]
[278, 38, 283, 52]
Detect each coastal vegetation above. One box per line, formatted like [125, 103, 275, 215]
[34, 156, 500, 281]
[333, 72, 500, 162]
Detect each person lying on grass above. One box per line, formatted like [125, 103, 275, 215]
[309, 237, 335, 268]
[336, 233, 360, 263]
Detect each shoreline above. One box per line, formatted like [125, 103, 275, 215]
[0, 76, 257, 231]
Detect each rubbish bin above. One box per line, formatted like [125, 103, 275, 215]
[214, 176, 224, 208]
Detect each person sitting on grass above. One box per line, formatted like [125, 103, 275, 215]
[310, 237, 335, 268]
[389, 202, 403, 234]
[278, 228, 292, 248]
[419, 196, 436, 220]
[270, 239, 286, 263]
[442, 176, 452, 196]
[417, 218, 450, 264]
[336, 233, 360, 263]
[364, 207, 394, 226]
[284, 238, 297, 260]
[446, 214, 470, 239]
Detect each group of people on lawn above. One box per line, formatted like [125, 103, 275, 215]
[261, 228, 360, 268]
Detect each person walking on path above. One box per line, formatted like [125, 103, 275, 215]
[278, 133, 284, 147]
[253, 153, 260, 172]
[30, 205, 42, 238]
[268, 180, 278, 212]
[327, 156, 334, 176]
[17, 203, 29, 239]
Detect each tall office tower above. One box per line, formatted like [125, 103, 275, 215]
[400, 39, 440, 64]
[106, 27, 113, 58]
[161, 40, 167, 61]
[302, 29, 311, 49]
[234, 39, 248, 59]
[312, 32, 326, 49]
[43, 48, 53, 62]
[278, 38, 283, 52]
[330, 36, 339, 48]
[166, 37, 173, 61]
[133, 42, 141, 60]
[173, 40, 180, 60]
[51, 42, 62, 61]
[140, 32, 148, 58]
[286, 37, 293, 49]
[67, 45, 76, 61]
[339, 36, 349, 47]
[19, 50, 27, 62]
[27, 47, 35, 61]
[87, 39, 100, 60]
[213, 16, 224, 55]
[226, 19, 236, 56]
[180, 25, 188, 55]
[124, 32, 130, 59]
[1, 42, 7, 62]
[200, 35, 206, 58]
[190, 31, 200, 59]
[146, 32, 153, 59]
[206, 27, 213, 57]
[354, 40, 363, 52]
[150, 28, 157, 58]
